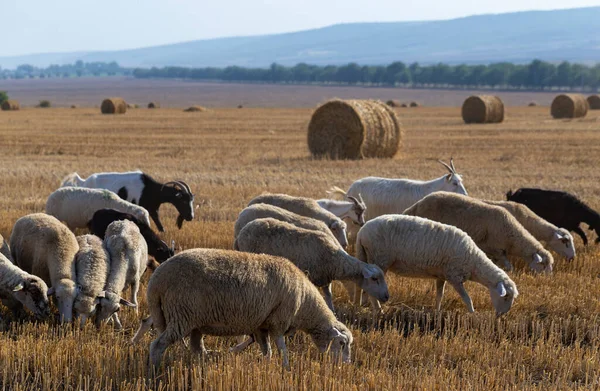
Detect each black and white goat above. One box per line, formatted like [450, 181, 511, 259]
[61, 171, 195, 232]
[87, 209, 175, 263]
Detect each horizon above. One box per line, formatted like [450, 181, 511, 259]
[3, 2, 600, 58]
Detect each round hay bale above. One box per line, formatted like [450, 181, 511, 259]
[237, 104, 243, 109]
[101, 98, 127, 114]
[148, 102, 160, 109]
[528, 102, 537, 107]
[70, 104, 78, 109]
[409, 101, 419, 107]
[461, 95, 504, 124]
[551, 94, 588, 119]
[1, 100, 20, 111]
[587, 95, 600, 110]
[183, 106, 206, 112]
[386, 100, 401, 108]
[400, 103, 408, 108]
[307, 99, 403, 160]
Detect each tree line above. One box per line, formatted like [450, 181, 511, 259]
[132, 60, 600, 91]
[0, 61, 132, 79]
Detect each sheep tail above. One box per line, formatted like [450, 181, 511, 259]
[326, 186, 348, 200]
[60, 172, 84, 187]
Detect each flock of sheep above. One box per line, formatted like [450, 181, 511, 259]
[1, 158, 598, 370]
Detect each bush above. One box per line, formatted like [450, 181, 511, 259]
[38, 100, 51, 108]
[0, 91, 8, 105]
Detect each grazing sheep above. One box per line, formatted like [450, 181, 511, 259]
[404, 192, 553, 273]
[507, 188, 600, 245]
[484, 200, 575, 261]
[234, 218, 389, 312]
[74, 235, 110, 327]
[234, 204, 337, 243]
[356, 214, 519, 315]
[248, 193, 348, 248]
[87, 208, 174, 263]
[46, 187, 151, 231]
[0, 252, 50, 320]
[319, 187, 366, 226]
[60, 171, 195, 232]
[0, 234, 12, 262]
[338, 158, 467, 221]
[10, 213, 78, 323]
[96, 220, 147, 329]
[131, 248, 353, 369]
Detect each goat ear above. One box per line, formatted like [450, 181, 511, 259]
[119, 298, 137, 308]
[533, 253, 543, 264]
[47, 287, 55, 296]
[496, 282, 507, 297]
[12, 282, 24, 292]
[506, 190, 513, 200]
[445, 174, 452, 181]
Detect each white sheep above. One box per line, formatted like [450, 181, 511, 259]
[96, 220, 147, 329]
[74, 235, 110, 327]
[234, 217, 389, 312]
[0, 252, 50, 320]
[234, 204, 337, 243]
[0, 233, 12, 262]
[10, 213, 79, 323]
[248, 193, 348, 248]
[404, 192, 554, 273]
[355, 214, 519, 315]
[319, 187, 366, 226]
[45, 187, 151, 231]
[337, 158, 467, 221]
[131, 248, 353, 369]
[484, 200, 576, 261]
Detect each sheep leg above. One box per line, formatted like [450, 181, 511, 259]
[150, 328, 179, 369]
[111, 313, 123, 330]
[322, 284, 335, 312]
[450, 282, 475, 313]
[189, 329, 209, 357]
[230, 335, 255, 353]
[435, 279, 446, 311]
[131, 317, 152, 344]
[342, 281, 356, 301]
[130, 280, 140, 314]
[255, 331, 272, 358]
[573, 226, 588, 245]
[274, 335, 290, 370]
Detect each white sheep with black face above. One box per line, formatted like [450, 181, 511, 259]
[355, 214, 519, 316]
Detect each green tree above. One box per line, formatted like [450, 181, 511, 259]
[0, 91, 8, 104]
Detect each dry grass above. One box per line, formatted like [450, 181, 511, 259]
[1, 106, 600, 389]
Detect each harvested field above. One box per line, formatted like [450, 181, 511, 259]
[0, 102, 600, 390]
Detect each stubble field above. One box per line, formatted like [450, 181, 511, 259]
[1, 88, 600, 390]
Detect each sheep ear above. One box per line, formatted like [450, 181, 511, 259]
[496, 282, 507, 298]
[554, 231, 564, 240]
[47, 287, 55, 296]
[362, 266, 375, 278]
[328, 327, 343, 339]
[533, 253, 543, 264]
[12, 283, 24, 292]
[119, 298, 137, 307]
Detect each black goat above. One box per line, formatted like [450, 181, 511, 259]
[87, 208, 175, 262]
[507, 188, 600, 245]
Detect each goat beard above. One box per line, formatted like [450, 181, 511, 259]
[176, 215, 184, 229]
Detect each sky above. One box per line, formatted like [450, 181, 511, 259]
[2, 0, 600, 57]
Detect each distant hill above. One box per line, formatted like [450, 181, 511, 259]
[2, 7, 600, 69]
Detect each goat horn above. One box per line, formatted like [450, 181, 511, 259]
[175, 180, 192, 195]
[162, 181, 184, 191]
[450, 157, 456, 173]
[358, 193, 365, 204]
[437, 160, 454, 174]
[347, 195, 360, 206]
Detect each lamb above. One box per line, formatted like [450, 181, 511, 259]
[131, 248, 354, 369]
[506, 188, 600, 245]
[403, 192, 554, 273]
[484, 200, 575, 261]
[338, 158, 467, 221]
[45, 187, 151, 231]
[234, 218, 389, 312]
[10, 213, 79, 323]
[233, 204, 337, 243]
[355, 214, 519, 315]
[87, 208, 174, 263]
[0, 252, 50, 320]
[248, 193, 348, 248]
[318, 188, 366, 226]
[74, 235, 110, 327]
[96, 220, 147, 329]
[0, 234, 12, 262]
[60, 171, 195, 232]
